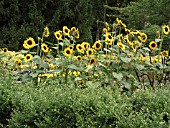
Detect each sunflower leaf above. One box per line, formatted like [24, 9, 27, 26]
[68, 64, 79, 70]
[155, 39, 162, 42]
[112, 72, 123, 81]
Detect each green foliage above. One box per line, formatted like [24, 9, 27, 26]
[0, 75, 170, 127]
[0, 0, 95, 50]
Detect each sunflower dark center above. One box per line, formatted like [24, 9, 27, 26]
[108, 35, 112, 39]
[43, 46, 47, 50]
[27, 40, 33, 45]
[165, 27, 168, 32]
[78, 46, 82, 50]
[77, 57, 81, 60]
[4, 49, 7, 52]
[119, 44, 123, 48]
[96, 43, 100, 48]
[27, 56, 30, 59]
[90, 59, 95, 64]
[84, 44, 87, 48]
[65, 29, 68, 33]
[89, 50, 92, 55]
[66, 50, 70, 54]
[151, 43, 156, 47]
[57, 34, 60, 38]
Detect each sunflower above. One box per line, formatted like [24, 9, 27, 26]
[41, 43, 49, 53]
[156, 31, 161, 39]
[105, 33, 114, 45]
[116, 18, 122, 26]
[105, 22, 110, 30]
[63, 26, 70, 36]
[43, 26, 50, 37]
[64, 47, 73, 57]
[162, 25, 169, 35]
[161, 50, 168, 57]
[82, 42, 90, 49]
[70, 27, 77, 34]
[3, 48, 8, 53]
[138, 32, 147, 43]
[24, 54, 33, 62]
[23, 37, 35, 49]
[76, 44, 84, 54]
[10, 68, 14, 72]
[75, 30, 80, 39]
[125, 28, 131, 35]
[69, 45, 74, 50]
[89, 58, 96, 65]
[93, 41, 102, 50]
[117, 42, 125, 50]
[125, 35, 133, 46]
[76, 56, 82, 61]
[54, 30, 62, 40]
[86, 48, 94, 57]
[14, 59, 21, 64]
[118, 34, 124, 42]
[103, 28, 108, 34]
[149, 41, 157, 50]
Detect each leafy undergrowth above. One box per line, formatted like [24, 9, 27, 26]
[0, 75, 170, 128]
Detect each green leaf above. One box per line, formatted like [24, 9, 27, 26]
[45, 41, 53, 46]
[112, 72, 123, 81]
[121, 81, 131, 90]
[52, 47, 58, 50]
[155, 39, 162, 42]
[75, 77, 82, 81]
[135, 64, 144, 70]
[30, 72, 39, 78]
[19, 50, 28, 54]
[120, 57, 131, 63]
[68, 64, 79, 70]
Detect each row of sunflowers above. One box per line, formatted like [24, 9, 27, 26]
[0, 18, 169, 90]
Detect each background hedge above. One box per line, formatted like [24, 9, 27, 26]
[0, 72, 170, 127]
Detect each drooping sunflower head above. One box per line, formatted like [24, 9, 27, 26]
[75, 30, 80, 39]
[156, 31, 161, 39]
[43, 26, 50, 37]
[138, 32, 147, 43]
[24, 54, 33, 62]
[64, 47, 73, 57]
[162, 25, 169, 35]
[54, 31, 63, 41]
[92, 41, 102, 50]
[86, 48, 94, 57]
[149, 41, 157, 50]
[63, 26, 70, 36]
[41, 43, 49, 53]
[105, 22, 110, 30]
[116, 17, 122, 26]
[23, 37, 35, 49]
[117, 42, 125, 50]
[3, 48, 8, 53]
[161, 50, 168, 57]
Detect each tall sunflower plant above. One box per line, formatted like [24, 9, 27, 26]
[1, 19, 169, 90]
